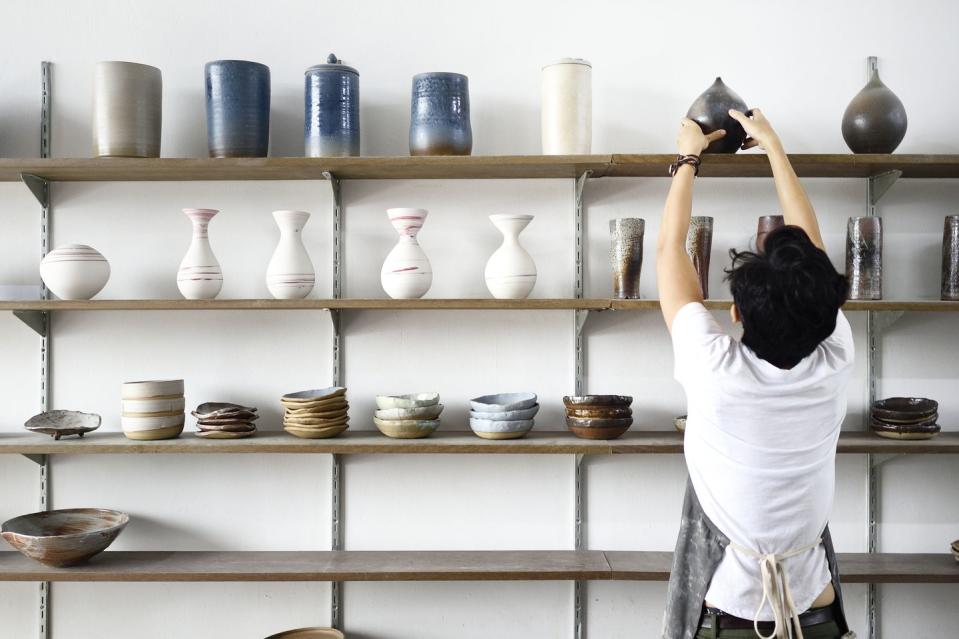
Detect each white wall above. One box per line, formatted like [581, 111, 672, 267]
[0, 0, 957, 636]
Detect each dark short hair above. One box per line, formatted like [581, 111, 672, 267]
[725, 226, 847, 369]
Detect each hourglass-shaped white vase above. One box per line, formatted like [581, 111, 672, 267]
[381, 208, 432, 299]
[485, 214, 536, 299]
[177, 208, 223, 300]
[266, 210, 315, 299]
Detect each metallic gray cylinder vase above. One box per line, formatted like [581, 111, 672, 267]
[756, 214, 785, 253]
[846, 217, 883, 300]
[609, 218, 644, 299]
[93, 61, 162, 158]
[943, 215, 959, 301]
[686, 216, 713, 298]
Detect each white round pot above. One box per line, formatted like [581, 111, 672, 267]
[39, 244, 111, 300]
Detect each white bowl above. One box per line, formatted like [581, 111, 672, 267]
[281, 387, 346, 403]
[121, 413, 185, 432]
[469, 418, 534, 433]
[469, 393, 537, 412]
[470, 404, 539, 421]
[39, 244, 110, 300]
[375, 393, 440, 410]
[121, 379, 184, 400]
[121, 397, 186, 416]
[375, 404, 444, 420]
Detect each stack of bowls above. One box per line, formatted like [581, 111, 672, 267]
[871, 397, 940, 440]
[469, 393, 538, 440]
[192, 402, 259, 439]
[564, 395, 633, 440]
[121, 379, 185, 440]
[374, 393, 443, 438]
[282, 387, 349, 439]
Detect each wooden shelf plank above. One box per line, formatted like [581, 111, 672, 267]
[0, 550, 612, 582]
[1, 430, 956, 456]
[2, 299, 959, 312]
[2, 154, 959, 182]
[0, 550, 953, 583]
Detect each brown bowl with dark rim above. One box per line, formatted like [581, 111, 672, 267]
[871, 397, 938, 423]
[563, 395, 632, 408]
[566, 406, 633, 419]
[2, 508, 129, 567]
[566, 415, 633, 440]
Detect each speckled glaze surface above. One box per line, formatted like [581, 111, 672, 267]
[942, 215, 959, 301]
[2, 508, 129, 567]
[39, 244, 111, 300]
[205, 60, 270, 158]
[267, 210, 315, 299]
[609, 218, 644, 299]
[93, 61, 162, 158]
[841, 67, 907, 154]
[305, 54, 360, 157]
[685, 77, 748, 153]
[24, 410, 101, 440]
[409, 72, 472, 156]
[846, 216, 883, 300]
[177, 209, 222, 300]
[565, 406, 632, 419]
[686, 216, 713, 298]
[756, 215, 785, 253]
[381, 208, 432, 299]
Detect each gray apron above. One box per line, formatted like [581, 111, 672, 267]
[662, 480, 853, 639]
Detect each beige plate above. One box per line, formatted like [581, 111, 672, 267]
[873, 430, 940, 440]
[284, 407, 349, 420]
[122, 423, 183, 441]
[472, 430, 529, 440]
[283, 416, 350, 427]
[195, 429, 255, 439]
[281, 399, 349, 412]
[284, 425, 348, 439]
[264, 628, 345, 639]
[196, 422, 256, 432]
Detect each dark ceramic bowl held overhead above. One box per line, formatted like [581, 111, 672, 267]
[686, 77, 749, 153]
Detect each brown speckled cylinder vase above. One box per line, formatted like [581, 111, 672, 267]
[756, 215, 785, 253]
[686, 216, 713, 298]
[943, 215, 959, 301]
[609, 218, 644, 299]
[846, 216, 883, 300]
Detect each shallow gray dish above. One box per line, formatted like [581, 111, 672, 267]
[2, 508, 129, 567]
[470, 404, 539, 421]
[25, 410, 101, 440]
[469, 393, 537, 412]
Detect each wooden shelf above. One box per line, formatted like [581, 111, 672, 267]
[1, 154, 958, 182]
[2, 431, 957, 456]
[0, 550, 954, 583]
[3, 299, 959, 313]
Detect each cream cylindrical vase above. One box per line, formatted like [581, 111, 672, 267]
[541, 58, 591, 155]
[93, 61, 162, 158]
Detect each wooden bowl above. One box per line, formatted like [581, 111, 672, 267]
[563, 395, 632, 408]
[871, 397, 938, 423]
[568, 424, 631, 440]
[265, 628, 344, 639]
[2, 508, 129, 567]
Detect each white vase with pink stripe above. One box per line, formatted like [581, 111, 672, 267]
[266, 210, 315, 299]
[381, 208, 432, 299]
[177, 208, 223, 300]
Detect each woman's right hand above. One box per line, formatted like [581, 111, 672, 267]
[728, 108, 781, 152]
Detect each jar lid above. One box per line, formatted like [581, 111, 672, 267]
[306, 53, 359, 76]
[543, 57, 591, 69]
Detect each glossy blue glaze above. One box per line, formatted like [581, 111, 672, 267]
[305, 54, 360, 157]
[409, 72, 471, 156]
[205, 60, 270, 158]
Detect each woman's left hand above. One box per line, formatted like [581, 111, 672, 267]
[677, 118, 725, 156]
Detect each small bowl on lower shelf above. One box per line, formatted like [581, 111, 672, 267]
[374, 417, 439, 439]
[470, 404, 539, 421]
[469, 417, 534, 440]
[264, 628, 345, 639]
[566, 415, 633, 440]
[469, 393, 537, 413]
[871, 397, 939, 423]
[1, 508, 129, 567]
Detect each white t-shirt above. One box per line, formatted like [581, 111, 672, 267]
[671, 302, 854, 621]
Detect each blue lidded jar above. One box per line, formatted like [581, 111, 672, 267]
[409, 72, 472, 156]
[305, 54, 360, 157]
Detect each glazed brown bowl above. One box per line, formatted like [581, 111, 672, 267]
[568, 424, 631, 440]
[563, 395, 632, 409]
[565, 406, 633, 419]
[871, 397, 938, 423]
[2, 508, 129, 567]
[870, 419, 941, 440]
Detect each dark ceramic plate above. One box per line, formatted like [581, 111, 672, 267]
[870, 413, 938, 428]
[568, 424, 631, 440]
[563, 395, 632, 408]
[870, 419, 941, 440]
[566, 406, 633, 419]
[1, 508, 129, 567]
[566, 416, 634, 429]
[871, 397, 938, 422]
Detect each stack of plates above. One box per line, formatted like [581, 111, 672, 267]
[564, 395, 633, 440]
[121, 380, 185, 441]
[282, 387, 349, 439]
[374, 393, 443, 438]
[192, 402, 259, 439]
[469, 393, 539, 440]
[871, 397, 940, 440]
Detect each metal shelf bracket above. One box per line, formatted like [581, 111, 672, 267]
[868, 170, 902, 208]
[22, 454, 47, 466]
[575, 309, 591, 336]
[13, 310, 48, 337]
[20, 174, 49, 208]
[871, 453, 902, 469]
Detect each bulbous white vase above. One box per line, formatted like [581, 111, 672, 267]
[266, 210, 315, 299]
[39, 244, 111, 300]
[177, 208, 222, 300]
[485, 214, 536, 299]
[381, 208, 432, 299]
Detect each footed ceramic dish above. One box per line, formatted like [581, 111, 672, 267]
[2, 508, 129, 567]
[25, 410, 101, 440]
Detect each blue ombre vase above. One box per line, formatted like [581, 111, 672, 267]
[409, 72, 472, 156]
[205, 60, 270, 158]
[305, 54, 360, 157]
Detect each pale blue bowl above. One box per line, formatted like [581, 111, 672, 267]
[470, 404, 539, 421]
[469, 393, 537, 412]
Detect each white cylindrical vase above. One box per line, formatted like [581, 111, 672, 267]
[541, 58, 591, 155]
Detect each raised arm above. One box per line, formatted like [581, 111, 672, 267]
[657, 119, 725, 331]
[728, 108, 825, 250]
